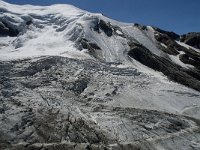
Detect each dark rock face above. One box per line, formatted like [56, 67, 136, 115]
[134, 23, 148, 31]
[143, 28, 200, 92]
[181, 32, 200, 49]
[155, 32, 200, 71]
[128, 43, 200, 92]
[153, 27, 180, 40]
[80, 38, 102, 59]
[179, 53, 200, 70]
[94, 19, 113, 37]
[154, 32, 179, 55]
[0, 21, 19, 36]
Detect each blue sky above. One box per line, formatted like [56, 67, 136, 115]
[4, 0, 200, 34]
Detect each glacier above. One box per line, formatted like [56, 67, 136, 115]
[0, 1, 200, 149]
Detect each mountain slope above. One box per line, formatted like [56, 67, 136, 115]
[0, 0, 200, 92]
[0, 1, 200, 150]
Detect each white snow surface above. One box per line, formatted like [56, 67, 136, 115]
[0, 0, 200, 120]
[0, 0, 167, 62]
[0, 0, 198, 67]
[0, 0, 94, 60]
[176, 41, 200, 53]
[169, 51, 194, 69]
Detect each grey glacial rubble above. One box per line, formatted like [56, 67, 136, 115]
[1, 57, 200, 150]
[0, 1, 200, 150]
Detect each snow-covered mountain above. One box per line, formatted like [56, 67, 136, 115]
[0, 1, 200, 149]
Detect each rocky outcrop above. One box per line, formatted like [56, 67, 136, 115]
[0, 21, 19, 36]
[94, 19, 113, 37]
[154, 32, 179, 55]
[128, 43, 200, 92]
[79, 38, 103, 60]
[181, 32, 200, 49]
[153, 27, 180, 40]
[179, 52, 200, 70]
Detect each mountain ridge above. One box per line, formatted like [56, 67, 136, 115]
[0, 1, 200, 150]
[1, 0, 199, 92]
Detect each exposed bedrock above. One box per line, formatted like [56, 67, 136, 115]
[128, 43, 200, 92]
